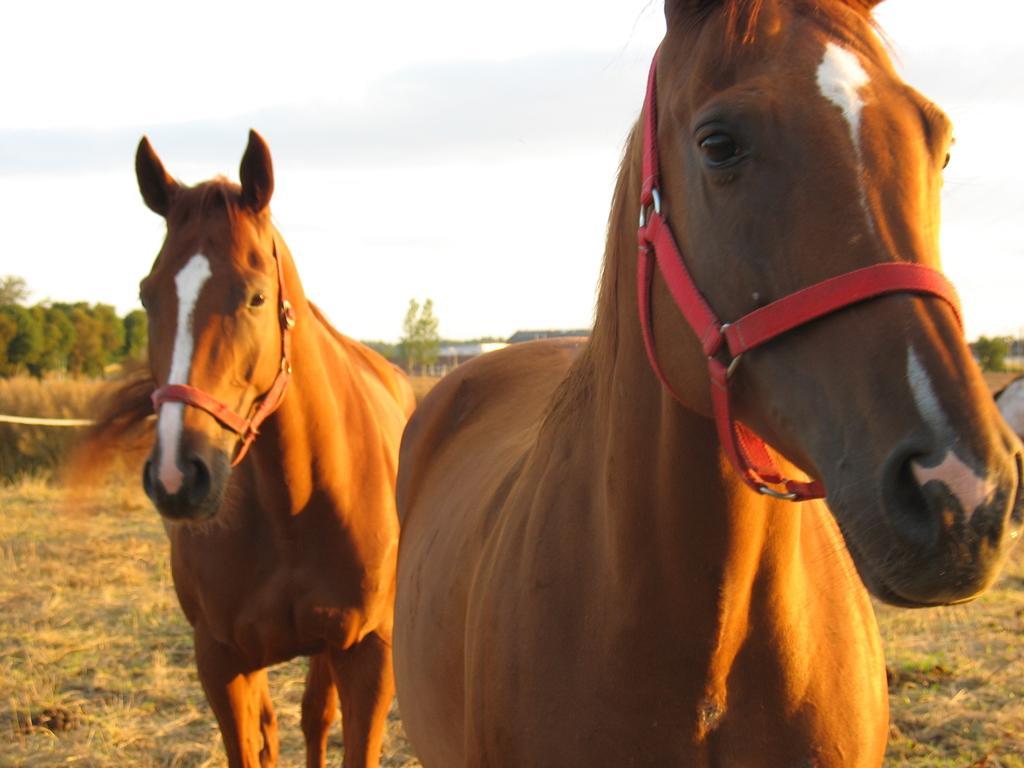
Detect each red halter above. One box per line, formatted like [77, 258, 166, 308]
[636, 53, 962, 501]
[151, 241, 296, 467]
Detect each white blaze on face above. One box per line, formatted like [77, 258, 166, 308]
[816, 41, 873, 227]
[157, 254, 212, 494]
[907, 347, 995, 516]
[817, 42, 870, 155]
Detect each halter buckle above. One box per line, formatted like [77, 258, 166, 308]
[281, 300, 296, 329]
[758, 485, 799, 501]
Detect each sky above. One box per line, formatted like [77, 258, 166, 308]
[1, 1, 1021, 342]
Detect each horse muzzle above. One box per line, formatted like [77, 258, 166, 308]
[143, 441, 229, 521]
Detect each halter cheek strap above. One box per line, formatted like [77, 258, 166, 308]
[150, 240, 296, 467]
[636, 52, 962, 501]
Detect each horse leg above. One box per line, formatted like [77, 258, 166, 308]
[301, 652, 339, 768]
[194, 624, 274, 768]
[254, 670, 280, 767]
[327, 632, 394, 768]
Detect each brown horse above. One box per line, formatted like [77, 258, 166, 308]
[96, 131, 414, 767]
[393, 1, 1023, 765]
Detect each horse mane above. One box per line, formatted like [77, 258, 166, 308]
[65, 363, 156, 487]
[167, 177, 246, 229]
[307, 302, 412, 405]
[689, 0, 878, 48]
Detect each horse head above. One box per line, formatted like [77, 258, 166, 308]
[643, 0, 1022, 605]
[136, 131, 296, 520]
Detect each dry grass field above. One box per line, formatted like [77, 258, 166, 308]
[1, 372, 1022, 766]
[3, 481, 1022, 766]
[0, 480, 421, 767]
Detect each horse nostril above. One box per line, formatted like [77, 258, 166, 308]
[185, 457, 212, 506]
[142, 459, 157, 501]
[887, 455, 942, 548]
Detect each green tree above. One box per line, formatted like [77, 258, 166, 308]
[67, 305, 105, 376]
[0, 305, 43, 375]
[123, 309, 148, 361]
[0, 311, 17, 375]
[974, 336, 1010, 372]
[92, 304, 125, 367]
[26, 305, 76, 376]
[0, 275, 29, 306]
[399, 298, 441, 373]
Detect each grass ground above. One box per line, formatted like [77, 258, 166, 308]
[1, 371, 1022, 765]
[0, 480, 419, 767]
[2, 478, 1021, 767]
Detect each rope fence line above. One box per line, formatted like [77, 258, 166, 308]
[0, 414, 97, 427]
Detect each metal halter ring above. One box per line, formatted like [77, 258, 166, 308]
[638, 187, 663, 228]
[758, 486, 799, 501]
[718, 323, 744, 379]
[281, 300, 296, 329]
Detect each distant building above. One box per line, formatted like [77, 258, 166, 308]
[436, 342, 508, 371]
[426, 330, 592, 374]
[506, 329, 590, 344]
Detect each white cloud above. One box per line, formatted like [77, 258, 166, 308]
[2, 0, 1021, 341]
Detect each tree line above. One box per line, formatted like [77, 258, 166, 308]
[972, 336, 1017, 373]
[0, 276, 147, 378]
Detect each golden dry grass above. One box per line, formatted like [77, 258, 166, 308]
[0, 479, 421, 767]
[0, 377, 109, 482]
[877, 546, 1024, 767]
[2, 372, 1023, 766]
[2, 476, 1022, 766]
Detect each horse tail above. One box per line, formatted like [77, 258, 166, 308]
[64, 365, 156, 488]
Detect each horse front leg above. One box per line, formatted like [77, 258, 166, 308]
[328, 631, 395, 768]
[302, 651, 339, 768]
[194, 623, 279, 768]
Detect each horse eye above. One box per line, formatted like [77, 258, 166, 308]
[699, 133, 742, 168]
[250, 292, 267, 308]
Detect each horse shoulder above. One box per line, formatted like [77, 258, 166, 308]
[396, 338, 584, 527]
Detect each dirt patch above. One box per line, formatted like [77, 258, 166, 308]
[887, 663, 956, 689]
[10, 706, 79, 735]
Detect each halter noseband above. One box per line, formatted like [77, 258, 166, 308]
[151, 241, 296, 467]
[636, 52, 962, 501]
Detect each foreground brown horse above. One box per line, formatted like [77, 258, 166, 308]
[394, 1, 1023, 765]
[98, 131, 413, 767]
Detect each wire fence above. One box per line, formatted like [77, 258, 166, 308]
[0, 414, 96, 427]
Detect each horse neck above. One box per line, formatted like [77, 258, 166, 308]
[564, 124, 807, 620]
[243, 237, 357, 515]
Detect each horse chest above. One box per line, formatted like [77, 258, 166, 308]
[166, 506, 393, 664]
[468, 635, 885, 768]
[461, 535, 886, 767]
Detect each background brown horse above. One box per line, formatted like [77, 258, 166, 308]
[393, 1, 1023, 766]
[88, 131, 414, 768]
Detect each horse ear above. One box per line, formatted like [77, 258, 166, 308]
[135, 136, 178, 217]
[239, 129, 274, 213]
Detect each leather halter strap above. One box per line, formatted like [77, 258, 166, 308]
[636, 52, 962, 501]
[151, 240, 296, 467]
